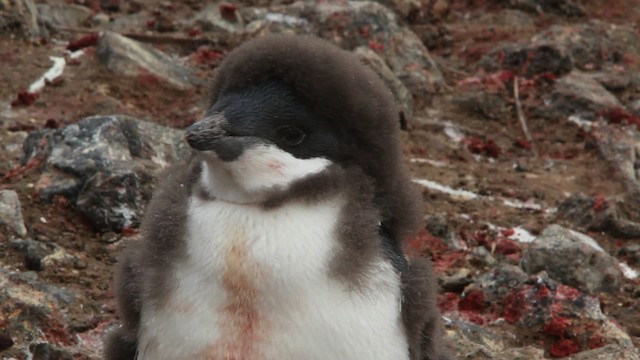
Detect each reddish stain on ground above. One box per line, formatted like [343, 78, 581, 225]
[11, 91, 39, 107]
[66, 33, 99, 51]
[458, 289, 485, 312]
[543, 316, 572, 337]
[549, 338, 580, 358]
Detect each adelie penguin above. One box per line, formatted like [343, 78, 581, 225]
[104, 35, 455, 360]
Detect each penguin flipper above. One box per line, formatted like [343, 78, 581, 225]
[401, 257, 456, 360]
[104, 240, 143, 360]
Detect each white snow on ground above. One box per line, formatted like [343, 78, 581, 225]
[28, 56, 66, 93]
[413, 179, 480, 200]
[620, 263, 639, 280]
[413, 178, 551, 213]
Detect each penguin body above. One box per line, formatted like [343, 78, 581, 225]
[104, 35, 454, 360]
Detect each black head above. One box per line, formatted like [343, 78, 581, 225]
[185, 80, 344, 164]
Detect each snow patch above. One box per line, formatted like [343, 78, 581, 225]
[620, 263, 639, 280]
[568, 115, 593, 129]
[410, 158, 448, 167]
[412, 179, 479, 200]
[28, 56, 66, 93]
[444, 123, 464, 142]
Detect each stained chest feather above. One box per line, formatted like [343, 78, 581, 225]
[137, 195, 409, 360]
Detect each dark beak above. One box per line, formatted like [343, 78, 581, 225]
[185, 113, 228, 151]
[184, 113, 260, 161]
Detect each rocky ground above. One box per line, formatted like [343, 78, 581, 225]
[1, 0, 640, 359]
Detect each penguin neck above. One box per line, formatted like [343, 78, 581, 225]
[199, 160, 261, 205]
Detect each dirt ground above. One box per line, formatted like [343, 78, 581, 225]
[1, 0, 640, 358]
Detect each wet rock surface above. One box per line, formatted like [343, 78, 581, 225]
[2, 0, 640, 359]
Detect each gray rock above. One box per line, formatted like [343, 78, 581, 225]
[520, 224, 622, 293]
[565, 344, 640, 360]
[452, 91, 510, 121]
[36, 4, 92, 30]
[479, 43, 573, 78]
[10, 239, 75, 272]
[592, 124, 640, 189]
[29, 342, 74, 360]
[541, 71, 621, 119]
[0, 268, 76, 358]
[506, 0, 584, 16]
[532, 21, 640, 71]
[244, 1, 445, 106]
[461, 265, 632, 355]
[556, 192, 640, 239]
[192, 2, 243, 33]
[96, 31, 199, 90]
[444, 317, 520, 359]
[0, 190, 27, 237]
[22, 115, 190, 233]
[0, 0, 41, 39]
[354, 46, 414, 126]
[366, 0, 420, 18]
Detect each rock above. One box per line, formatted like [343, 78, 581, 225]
[0, 190, 27, 237]
[0, 332, 14, 351]
[444, 317, 522, 359]
[192, 2, 243, 33]
[565, 344, 640, 360]
[505, 0, 585, 17]
[0, 0, 40, 39]
[369, 0, 420, 18]
[456, 265, 632, 357]
[96, 31, 199, 90]
[591, 124, 640, 189]
[21, 115, 190, 233]
[531, 21, 640, 72]
[452, 91, 510, 120]
[556, 192, 640, 239]
[10, 239, 75, 272]
[479, 43, 573, 78]
[243, 1, 445, 106]
[619, 244, 640, 265]
[540, 71, 622, 120]
[520, 224, 622, 293]
[354, 46, 414, 126]
[0, 269, 76, 358]
[29, 342, 74, 360]
[36, 4, 92, 31]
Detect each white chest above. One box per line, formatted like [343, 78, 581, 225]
[137, 196, 409, 360]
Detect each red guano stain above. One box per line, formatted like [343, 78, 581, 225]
[438, 292, 460, 313]
[549, 339, 580, 358]
[66, 33, 99, 51]
[462, 136, 501, 158]
[458, 289, 485, 312]
[11, 91, 39, 107]
[502, 285, 532, 324]
[543, 316, 572, 337]
[592, 194, 606, 211]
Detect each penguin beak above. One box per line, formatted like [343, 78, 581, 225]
[185, 113, 260, 161]
[185, 113, 228, 151]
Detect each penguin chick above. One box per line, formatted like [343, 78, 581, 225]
[104, 35, 455, 360]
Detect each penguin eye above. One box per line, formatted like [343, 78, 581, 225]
[275, 125, 306, 146]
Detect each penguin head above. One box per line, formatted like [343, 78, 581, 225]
[185, 35, 421, 238]
[185, 79, 345, 201]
